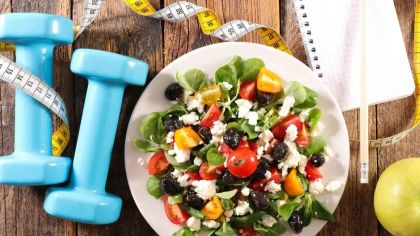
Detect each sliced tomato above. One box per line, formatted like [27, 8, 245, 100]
[227, 148, 258, 178]
[239, 80, 257, 102]
[200, 104, 222, 128]
[305, 162, 323, 181]
[248, 141, 258, 153]
[239, 227, 257, 236]
[163, 195, 190, 224]
[272, 115, 303, 139]
[237, 140, 250, 149]
[250, 167, 281, 191]
[220, 143, 233, 155]
[174, 127, 203, 150]
[148, 151, 170, 175]
[199, 162, 224, 180]
[295, 123, 311, 147]
[185, 171, 201, 181]
[257, 67, 283, 93]
[265, 138, 280, 154]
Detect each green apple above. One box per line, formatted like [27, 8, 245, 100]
[374, 158, 420, 236]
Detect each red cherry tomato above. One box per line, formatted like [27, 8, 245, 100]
[148, 151, 170, 175]
[295, 123, 311, 147]
[305, 162, 323, 181]
[248, 141, 258, 153]
[239, 227, 257, 236]
[272, 115, 303, 139]
[227, 148, 258, 178]
[237, 139, 250, 149]
[265, 138, 280, 154]
[239, 80, 257, 102]
[199, 162, 224, 180]
[185, 171, 201, 181]
[163, 195, 190, 224]
[220, 143, 233, 155]
[200, 104, 221, 128]
[250, 167, 281, 191]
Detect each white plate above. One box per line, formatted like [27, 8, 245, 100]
[125, 42, 349, 236]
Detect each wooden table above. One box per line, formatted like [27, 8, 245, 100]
[0, 0, 419, 235]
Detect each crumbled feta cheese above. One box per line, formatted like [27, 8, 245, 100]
[222, 82, 233, 90]
[181, 112, 199, 125]
[210, 120, 227, 143]
[241, 187, 251, 196]
[193, 157, 203, 166]
[261, 214, 277, 227]
[325, 180, 342, 192]
[187, 94, 204, 113]
[236, 99, 253, 118]
[168, 149, 176, 155]
[279, 96, 295, 117]
[173, 143, 191, 163]
[187, 216, 201, 232]
[299, 109, 311, 122]
[257, 108, 267, 116]
[192, 180, 217, 200]
[298, 155, 308, 175]
[264, 180, 281, 193]
[202, 220, 221, 229]
[254, 126, 262, 132]
[234, 200, 253, 216]
[277, 162, 284, 170]
[284, 124, 298, 142]
[309, 180, 324, 195]
[245, 111, 259, 125]
[281, 164, 289, 177]
[256, 146, 264, 159]
[283, 141, 301, 168]
[166, 131, 174, 144]
[172, 169, 192, 187]
[275, 200, 286, 208]
[259, 130, 274, 143]
[264, 170, 272, 180]
[224, 209, 234, 218]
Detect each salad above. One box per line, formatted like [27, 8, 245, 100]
[135, 56, 340, 236]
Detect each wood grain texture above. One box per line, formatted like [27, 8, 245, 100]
[0, 0, 418, 235]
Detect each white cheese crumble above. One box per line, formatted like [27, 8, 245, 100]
[281, 163, 289, 177]
[325, 180, 342, 192]
[173, 143, 191, 163]
[245, 111, 259, 125]
[236, 99, 253, 118]
[202, 220, 221, 229]
[224, 209, 234, 218]
[193, 157, 203, 166]
[221, 82, 233, 90]
[187, 94, 204, 113]
[309, 180, 325, 195]
[284, 124, 298, 142]
[261, 214, 277, 227]
[234, 200, 253, 216]
[264, 180, 281, 193]
[299, 109, 311, 122]
[257, 108, 267, 116]
[186, 216, 201, 232]
[264, 170, 272, 180]
[192, 180, 217, 200]
[254, 126, 262, 132]
[275, 199, 286, 208]
[241, 187, 250, 196]
[172, 169, 192, 187]
[210, 120, 227, 143]
[256, 146, 264, 159]
[166, 131, 174, 144]
[259, 130, 274, 144]
[279, 96, 295, 117]
[181, 112, 199, 125]
[283, 141, 301, 169]
[298, 155, 308, 175]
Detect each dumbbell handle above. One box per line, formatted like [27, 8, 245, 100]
[14, 44, 54, 155]
[70, 80, 125, 192]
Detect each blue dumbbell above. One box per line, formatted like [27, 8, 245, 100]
[0, 13, 73, 185]
[44, 49, 148, 224]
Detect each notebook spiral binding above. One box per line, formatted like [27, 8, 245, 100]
[293, 0, 323, 78]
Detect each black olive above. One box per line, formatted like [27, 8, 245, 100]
[288, 211, 304, 233]
[250, 159, 271, 180]
[256, 92, 273, 107]
[271, 142, 288, 163]
[184, 190, 205, 210]
[165, 83, 184, 101]
[197, 126, 213, 143]
[219, 171, 237, 186]
[310, 153, 325, 167]
[223, 128, 241, 149]
[164, 115, 183, 132]
[250, 190, 269, 210]
[160, 174, 182, 195]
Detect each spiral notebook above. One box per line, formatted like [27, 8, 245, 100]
[293, 0, 415, 111]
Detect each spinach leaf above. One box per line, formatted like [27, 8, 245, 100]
[266, 200, 279, 217]
[162, 103, 187, 117]
[305, 136, 327, 155]
[140, 112, 163, 143]
[267, 190, 287, 200]
[176, 69, 206, 92]
[284, 81, 307, 105]
[259, 109, 280, 130]
[298, 174, 309, 191]
[168, 194, 183, 204]
[164, 151, 192, 171]
[307, 108, 321, 131]
[216, 189, 238, 199]
[253, 222, 286, 236]
[207, 148, 226, 166]
[173, 227, 196, 236]
[229, 56, 244, 78]
[231, 119, 259, 139]
[215, 221, 237, 236]
[294, 87, 318, 110]
[186, 164, 199, 172]
[195, 143, 215, 160]
[278, 202, 300, 221]
[133, 139, 161, 153]
[240, 58, 265, 81]
[301, 195, 313, 226]
[180, 204, 205, 220]
[230, 211, 265, 228]
[215, 64, 238, 97]
[220, 198, 235, 209]
[147, 176, 164, 198]
[311, 198, 336, 222]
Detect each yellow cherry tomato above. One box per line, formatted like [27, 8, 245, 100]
[284, 168, 305, 197]
[257, 67, 283, 93]
[197, 84, 222, 105]
[201, 196, 223, 220]
[174, 127, 202, 150]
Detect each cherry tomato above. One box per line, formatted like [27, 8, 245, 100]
[248, 141, 258, 153]
[163, 195, 190, 224]
[239, 80, 257, 102]
[201, 196, 223, 220]
[200, 104, 221, 128]
[237, 139, 250, 149]
[174, 127, 202, 150]
[198, 84, 222, 105]
[257, 67, 283, 93]
[295, 123, 311, 147]
[305, 162, 323, 181]
[239, 227, 257, 236]
[148, 151, 170, 175]
[227, 148, 258, 178]
[284, 168, 305, 196]
[220, 143, 233, 155]
[250, 167, 281, 191]
[185, 171, 201, 181]
[272, 115, 303, 139]
[199, 162, 224, 180]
